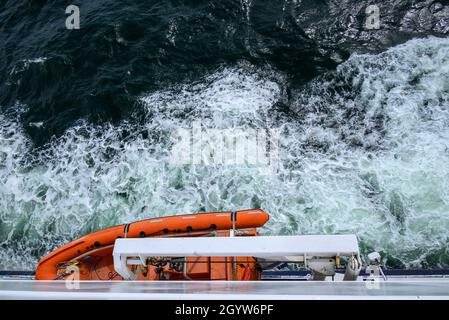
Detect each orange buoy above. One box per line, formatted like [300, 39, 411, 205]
[35, 209, 269, 280]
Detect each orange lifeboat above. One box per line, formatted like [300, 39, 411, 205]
[35, 209, 269, 281]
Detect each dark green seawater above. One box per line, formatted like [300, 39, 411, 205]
[1, 0, 449, 270]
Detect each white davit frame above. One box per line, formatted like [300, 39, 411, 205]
[113, 235, 361, 280]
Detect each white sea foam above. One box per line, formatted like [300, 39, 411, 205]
[9, 57, 47, 76]
[1, 37, 449, 270]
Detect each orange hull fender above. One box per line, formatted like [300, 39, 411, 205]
[35, 209, 269, 280]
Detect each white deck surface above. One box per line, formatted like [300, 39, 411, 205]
[1, 280, 449, 300]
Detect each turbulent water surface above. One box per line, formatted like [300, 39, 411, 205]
[1, 0, 449, 270]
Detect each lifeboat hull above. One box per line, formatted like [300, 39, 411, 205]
[35, 209, 269, 280]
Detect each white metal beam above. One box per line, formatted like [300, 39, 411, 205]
[113, 235, 359, 258]
[112, 235, 360, 279]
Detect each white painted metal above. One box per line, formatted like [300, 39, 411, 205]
[113, 235, 359, 257]
[113, 235, 360, 280]
[2, 280, 449, 300]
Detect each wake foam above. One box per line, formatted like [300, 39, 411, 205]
[1, 37, 449, 270]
